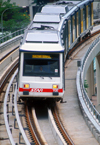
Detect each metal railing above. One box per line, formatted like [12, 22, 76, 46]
[0, 28, 25, 44]
[80, 75, 100, 124]
[81, 35, 100, 121]
[77, 35, 100, 135]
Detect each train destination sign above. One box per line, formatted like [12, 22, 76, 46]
[32, 55, 51, 59]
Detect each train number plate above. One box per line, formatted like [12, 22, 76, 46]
[30, 88, 43, 92]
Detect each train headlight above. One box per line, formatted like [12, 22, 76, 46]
[53, 85, 58, 89]
[24, 84, 30, 89]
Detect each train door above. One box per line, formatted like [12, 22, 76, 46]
[68, 18, 71, 49]
[78, 9, 81, 36]
[86, 4, 88, 29]
[90, 1, 93, 26]
[88, 3, 91, 28]
[83, 6, 86, 32]
[72, 13, 75, 43]
[81, 8, 83, 33]
[71, 17, 73, 45]
[75, 10, 79, 39]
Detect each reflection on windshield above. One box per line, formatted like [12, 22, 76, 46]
[23, 53, 60, 77]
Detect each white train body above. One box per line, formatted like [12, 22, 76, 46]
[18, 30, 65, 101]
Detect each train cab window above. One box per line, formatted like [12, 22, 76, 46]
[23, 53, 60, 77]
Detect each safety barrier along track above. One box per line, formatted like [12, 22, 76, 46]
[14, 75, 31, 145]
[3, 68, 31, 144]
[2, 68, 41, 144]
[0, 28, 25, 44]
[3, 69, 18, 144]
[0, 58, 18, 93]
[76, 34, 100, 143]
[0, 34, 22, 93]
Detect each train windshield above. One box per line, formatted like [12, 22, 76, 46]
[23, 53, 60, 77]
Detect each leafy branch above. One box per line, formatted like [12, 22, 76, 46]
[0, 0, 30, 33]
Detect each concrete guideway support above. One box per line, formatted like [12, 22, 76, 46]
[86, 61, 94, 99]
[96, 55, 100, 106]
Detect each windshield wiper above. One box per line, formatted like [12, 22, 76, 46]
[30, 25, 55, 30]
[49, 77, 52, 79]
[40, 76, 44, 79]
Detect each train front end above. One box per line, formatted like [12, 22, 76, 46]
[18, 41, 65, 101]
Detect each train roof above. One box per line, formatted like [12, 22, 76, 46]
[33, 13, 62, 23]
[41, 4, 69, 14]
[25, 29, 59, 43]
[20, 43, 64, 53]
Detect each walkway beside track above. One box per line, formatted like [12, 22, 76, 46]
[57, 26, 100, 145]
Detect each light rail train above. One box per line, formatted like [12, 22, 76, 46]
[18, 0, 94, 101]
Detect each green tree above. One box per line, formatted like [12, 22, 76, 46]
[0, 0, 30, 33]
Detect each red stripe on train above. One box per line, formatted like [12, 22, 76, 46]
[19, 88, 63, 93]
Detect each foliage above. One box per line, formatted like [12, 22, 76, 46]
[0, 0, 30, 32]
[84, 80, 89, 93]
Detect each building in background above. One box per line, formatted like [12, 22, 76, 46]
[3, 0, 33, 20]
[3, 0, 59, 20]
